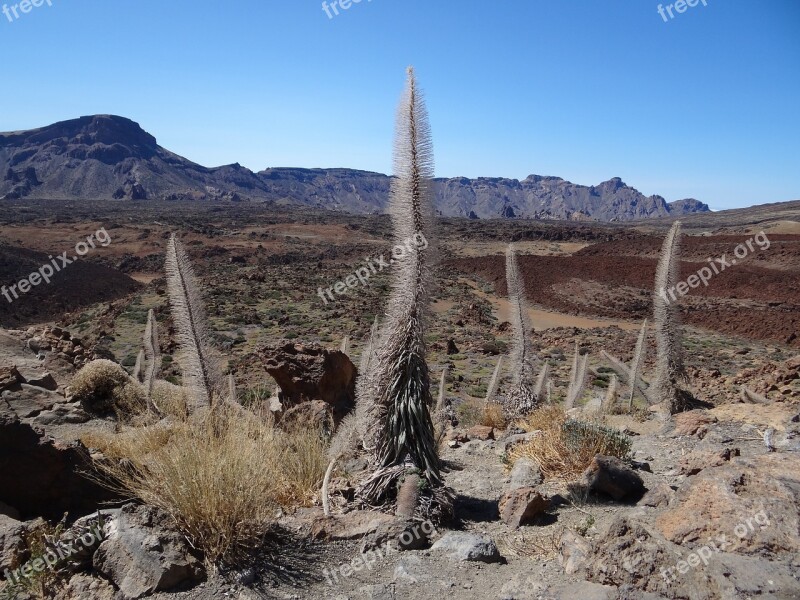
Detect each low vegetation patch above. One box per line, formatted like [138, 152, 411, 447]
[509, 405, 631, 480]
[84, 404, 326, 566]
[480, 402, 506, 429]
[70, 359, 143, 415]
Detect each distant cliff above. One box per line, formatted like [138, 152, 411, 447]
[0, 115, 710, 221]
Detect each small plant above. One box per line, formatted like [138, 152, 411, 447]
[575, 514, 596, 536]
[627, 319, 648, 410]
[70, 359, 143, 415]
[510, 405, 632, 480]
[480, 402, 506, 429]
[600, 318, 651, 412]
[87, 405, 326, 566]
[455, 398, 484, 428]
[561, 419, 632, 458]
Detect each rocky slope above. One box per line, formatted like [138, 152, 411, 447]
[0, 115, 710, 221]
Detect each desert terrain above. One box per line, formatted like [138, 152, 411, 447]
[1, 197, 799, 600]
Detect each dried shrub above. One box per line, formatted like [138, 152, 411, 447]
[480, 402, 506, 429]
[70, 359, 136, 415]
[83, 404, 326, 566]
[510, 406, 631, 480]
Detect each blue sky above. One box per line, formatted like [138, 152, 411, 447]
[1, 0, 798, 210]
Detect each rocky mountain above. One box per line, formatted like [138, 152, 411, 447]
[0, 115, 710, 221]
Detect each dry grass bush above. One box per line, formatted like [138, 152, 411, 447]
[509, 405, 631, 480]
[481, 403, 507, 429]
[497, 525, 565, 559]
[113, 381, 148, 421]
[70, 359, 136, 414]
[83, 403, 326, 566]
[151, 380, 189, 418]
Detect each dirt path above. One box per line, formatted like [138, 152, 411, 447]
[462, 278, 642, 331]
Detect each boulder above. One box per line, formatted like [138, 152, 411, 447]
[53, 574, 116, 600]
[0, 366, 23, 393]
[678, 447, 739, 476]
[559, 529, 592, 575]
[0, 514, 25, 571]
[656, 453, 800, 556]
[33, 404, 91, 426]
[2, 384, 66, 419]
[93, 504, 205, 599]
[507, 458, 544, 490]
[466, 425, 495, 441]
[311, 511, 397, 541]
[637, 482, 674, 509]
[672, 410, 717, 438]
[585, 515, 800, 599]
[582, 455, 646, 502]
[0, 415, 118, 519]
[359, 518, 433, 553]
[430, 531, 504, 563]
[257, 342, 356, 425]
[20, 372, 58, 391]
[498, 487, 550, 527]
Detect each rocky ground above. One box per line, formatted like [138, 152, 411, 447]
[1, 201, 799, 599]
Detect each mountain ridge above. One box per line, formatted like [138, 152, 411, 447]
[0, 115, 710, 221]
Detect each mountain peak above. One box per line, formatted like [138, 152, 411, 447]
[0, 115, 712, 221]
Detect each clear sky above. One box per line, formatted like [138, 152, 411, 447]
[1, 0, 798, 210]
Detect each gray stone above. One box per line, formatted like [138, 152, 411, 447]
[359, 518, 432, 553]
[19, 372, 58, 391]
[33, 404, 91, 426]
[507, 458, 543, 490]
[559, 529, 592, 575]
[2, 384, 65, 418]
[0, 514, 25, 571]
[495, 431, 540, 456]
[93, 504, 205, 599]
[430, 531, 504, 563]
